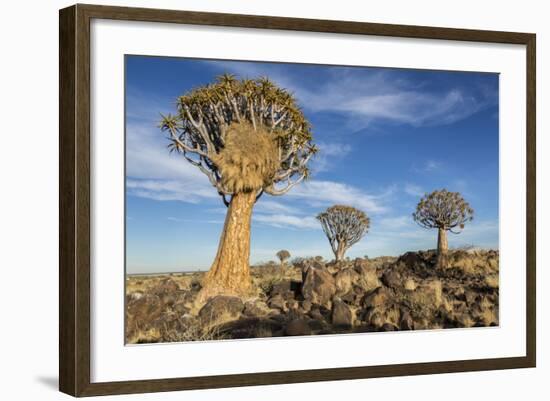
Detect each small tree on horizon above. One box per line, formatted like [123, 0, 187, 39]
[317, 205, 370, 262]
[412, 189, 474, 268]
[160, 74, 317, 301]
[276, 250, 291, 269]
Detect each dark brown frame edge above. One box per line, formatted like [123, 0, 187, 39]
[59, 3, 536, 397]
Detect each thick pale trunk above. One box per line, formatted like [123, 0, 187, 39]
[198, 191, 256, 301]
[335, 241, 347, 262]
[436, 227, 448, 268]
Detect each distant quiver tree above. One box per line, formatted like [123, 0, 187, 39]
[160, 74, 317, 300]
[317, 205, 370, 262]
[276, 250, 291, 269]
[412, 189, 474, 268]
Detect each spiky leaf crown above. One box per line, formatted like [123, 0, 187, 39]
[317, 205, 370, 254]
[413, 189, 474, 232]
[160, 74, 317, 202]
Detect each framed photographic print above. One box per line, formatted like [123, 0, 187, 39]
[59, 4, 536, 397]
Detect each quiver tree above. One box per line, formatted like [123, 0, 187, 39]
[276, 250, 291, 269]
[160, 74, 316, 300]
[317, 205, 370, 262]
[412, 189, 474, 268]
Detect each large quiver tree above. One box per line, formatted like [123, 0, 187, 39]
[160, 74, 316, 300]
[412, 189, 474, 268]
[317, 205, 370, 262]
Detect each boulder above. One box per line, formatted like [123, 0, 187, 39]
[308, 307, 325, 321]
[307, 319, 325, 332]
[285, 318, 312, 336]
[301, 266, 336, 308]
[331, 297, 353, 328]
[127, 291, 144, 302]
[381, 269, 402, 289]
[268, 294, 287, 311]
[300, 300, 312, 313]
[380, 323, 398, 332]
[334, 268, 360, 296]
[152, 277, 180, 295]
[354, 264, 382, 292]
[198, 295, 244, 326]
[398, 251, 433, 270]
[399, 310, 414, 330]
[408, 280, 443, 309]
[270, 279, 301, 298]
[243, 300, 271, 317]
[127, 294, 163, 328]
[362, 287, 392, 308]
[403, 278, 417, 291]
[287, 299, 299, 310]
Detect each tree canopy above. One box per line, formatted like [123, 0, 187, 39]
[412, 189, 474, 233]
[160, 74, 317, 205]
[317, 205, 370, 261]
[276, 250, 291, 263]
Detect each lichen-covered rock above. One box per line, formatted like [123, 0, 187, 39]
[198, 295, 244, 326]
[243, 300, 271, 317]
[302, 266, 336, 308]
[127, 294, 163, 324]
[362, 287, 392, 308]
[354, 264, 382, 293]
[125, 250, 499, 343]
[382, 269, 402, 289]
[331, 297, 353, 327]
[268, 294, 287, 311]
[408, 280, 443, 309]
[334, 268, 360, 296]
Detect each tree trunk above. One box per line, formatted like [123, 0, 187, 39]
[197, 191, 256, 302]
[436, 227, 448, 268]
[335, 241, 347, 262]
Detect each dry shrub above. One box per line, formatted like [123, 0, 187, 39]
[447, 250, 500, 276]
[403, 278, 417, 291]
[211, 122, 279, 193]
[167, 321, 227, 342]
[126, 327, 162, 344]
[484, 274, 499, 289]
[252, 264, 300, 294]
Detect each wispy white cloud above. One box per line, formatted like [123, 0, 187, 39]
[254, 213, 319, 230]
[312, 142, 352, 173]
[202, 61, 496, 127]
[404, 183, 424, 197]
[412, 160, 442, 173]
[127, 179, 217, 203]
[126, 86, 173, 123]
[167, 216, 222, 224]
[254, 199, 301, 215]
[126, 120, 388, 215]
[287, 180, 390, 214]
[377, 215, 411, 230]
[126, 122, 218, 203]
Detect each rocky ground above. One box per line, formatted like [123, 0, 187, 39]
[125, 249, 499, 344]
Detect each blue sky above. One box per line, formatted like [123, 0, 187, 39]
[125, 56, 499, 274]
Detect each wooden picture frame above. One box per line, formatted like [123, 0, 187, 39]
[59, 3, 536, 397]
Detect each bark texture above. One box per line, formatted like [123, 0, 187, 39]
[198, 191, 256, 301]
[335, 241, 347, 262]
[436, 227, 449, 268]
